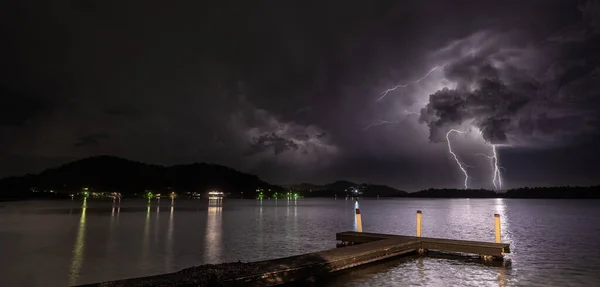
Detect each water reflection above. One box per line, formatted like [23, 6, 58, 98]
[155, 199, 161, 244]
[166, 201, 174, 270]
[498, 261, 507, 287]
[142, 199, 151, 263]
[293, 198, 297, 231]
[275, 198, 279, 220]
[107, 197, 120, 256]
[69, 198, 87, 286]
[416, 257, 427, 285]
[257, 199, 263, 248]
[494, 198, 511, 244]
[111, 197, 121, 217]
[204, 198, 222, 263]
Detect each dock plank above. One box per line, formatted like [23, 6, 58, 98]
[83, 231, 511, 286]
[229, 237, 420, 286]
[337, 231, 510, 257]
[83, 237, 421, 287]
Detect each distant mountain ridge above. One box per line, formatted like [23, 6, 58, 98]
[0, 156, 410, 199]
[0, 155, 277, 198]
[286, 180, 408, 197]
[1, 156, 599, 199]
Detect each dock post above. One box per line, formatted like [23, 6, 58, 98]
[416, 210, 425, 254]
[416, 210, 422, 237]
[494, 214, 501, 243]
[355, 208, 363, 232]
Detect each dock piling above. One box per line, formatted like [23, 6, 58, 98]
[336, 231, 510, 259]
[494, 214, 501, 243]
[355, 208, 363, 232]
[416, 210, 422, 237]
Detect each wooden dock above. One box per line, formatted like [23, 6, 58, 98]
[229, 236, 421, 286]
[82, 231, 510, 287]
[336, 231, 511, 258]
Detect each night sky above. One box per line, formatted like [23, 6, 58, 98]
[2, 0, 600, 191]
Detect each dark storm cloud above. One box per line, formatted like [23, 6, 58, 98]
[2, 0, 600, 189]
[71, 0, 95, 13]
[418, 23, 600, 147]
[580, 0, 600, 34]
[231, 95, 338, 164]
[103, 106, 139, 116]
[247, 133, 299, 155]
[0, 88, 50, 126]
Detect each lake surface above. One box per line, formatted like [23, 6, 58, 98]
[1, 198, 599, 286]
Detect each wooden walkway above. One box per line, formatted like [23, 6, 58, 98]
[82, 231, 510, 286]
[336, 231, 511, 258]
[229, 237, 421, 286]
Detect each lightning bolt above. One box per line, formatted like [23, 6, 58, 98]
[492, 145, 502, 190]
[446, 129, 470, 189]
[377, 64, 446, 102]
[474, 145, 503, 190]
[404, 110, 420, 116]
[363, 110, 420, 131]
[362, 120, 399, 131]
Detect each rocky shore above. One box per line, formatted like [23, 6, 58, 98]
[79, 262, 262, 287]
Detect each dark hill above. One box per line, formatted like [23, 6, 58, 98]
[505, 186, 600, 199]
[364, 184, 408, 197]
[411, 188, 498, 198]
[0, 155, 274, 198]
[288, 181, 407, 197]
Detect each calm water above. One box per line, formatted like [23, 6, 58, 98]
[1, 198, 599, 286]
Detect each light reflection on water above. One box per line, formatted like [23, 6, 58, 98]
[141, 199, 151, 266]
[165, 201, 174, 271]
[204, 198, 222, 263]
[1, 198, 600, 286]
[68, 198, 87, 286]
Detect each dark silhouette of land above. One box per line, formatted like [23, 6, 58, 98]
[0, 156, 279, 199]
[409, 188, 499, 198]
[410, 187, 600, 199]
[504, 186, 600, 199]
[0, 155, 598, 200]
[287, 181, 408, 198]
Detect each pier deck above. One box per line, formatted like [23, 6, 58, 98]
[82, 231, 510, 287]
[229, 236, 420, 286]
[336, 231, 511, 257]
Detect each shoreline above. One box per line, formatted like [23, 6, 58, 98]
[3, 195, 600, 202]
[77, 262, 262, 287]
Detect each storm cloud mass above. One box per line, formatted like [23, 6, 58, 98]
[1, 0, 599, 190]
[419, 27, 600, 147]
